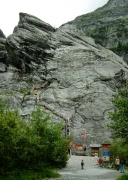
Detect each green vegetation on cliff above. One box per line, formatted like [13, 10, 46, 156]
[65, 2, 128, 64]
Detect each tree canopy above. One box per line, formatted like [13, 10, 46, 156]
[108, 82, 128, 142]
[0, 98, 70, 176]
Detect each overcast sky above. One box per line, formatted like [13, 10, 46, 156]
[1, 0, 108, 37]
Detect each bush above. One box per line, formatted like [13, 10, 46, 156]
[0, 98, 70, 176]
[28, 107, 70, 168]
[0, 169, 61, 180]
[116, 173, 128, 180]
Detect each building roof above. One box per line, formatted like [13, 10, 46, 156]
[89, 144, 102, 148]
[101, 143, 111, 145]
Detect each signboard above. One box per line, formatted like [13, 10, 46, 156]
[106, 156, 110, 161]
[103, 156, 106, 161]
[103, 156, 110, 161]
[103, 150, 110, 162]
[103, 150, 110, 156]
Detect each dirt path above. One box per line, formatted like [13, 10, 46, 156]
[51, 155, 122, 180]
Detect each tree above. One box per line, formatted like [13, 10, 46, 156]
[117, 41, 122, 50]
[108, 82, 128, 142]
[0, 98, 71, 175]
[29, 107, 70, 168]
[110, 139, 128, 162]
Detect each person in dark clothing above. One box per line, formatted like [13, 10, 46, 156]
[120, 156, 125, 173]
[81, 159, 84, 169]
[67, 146, 71, 155]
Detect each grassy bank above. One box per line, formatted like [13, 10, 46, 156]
[0, 168, 61, 180]
[116, 173, 128, 180]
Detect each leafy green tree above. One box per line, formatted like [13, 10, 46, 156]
[0, 99, 28, 174]
[117, 41, 122, 49]
[0, 98, 70, 176]
[108, 82, 128, 142]
[110, 139, 128, 158]
[110, 139, 128, 168]
[28, 107, 70, 168]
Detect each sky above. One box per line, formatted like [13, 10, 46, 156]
[1, 0, 108, 37]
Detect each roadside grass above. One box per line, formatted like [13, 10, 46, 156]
[0, 168, 61, 180]
[116, 173, 128, 180]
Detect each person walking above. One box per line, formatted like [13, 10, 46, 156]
[67, 146, 71, 155]
[120, 156, 125, 173]
[115, 156, 120, 171]
[98, 157, 103, 167]
[81, 159, 84, 169]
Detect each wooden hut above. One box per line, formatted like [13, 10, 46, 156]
[89, 144, 102, 156]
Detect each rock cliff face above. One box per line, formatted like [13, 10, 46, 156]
[0, 12, 128, 146]
[65, 0, 128, 63]
[0, 29, 7, 71]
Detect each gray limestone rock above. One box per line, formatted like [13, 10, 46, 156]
[0, 29, 7, 71]
[6, 13, 55, 73]
[1, 12, 128, 146]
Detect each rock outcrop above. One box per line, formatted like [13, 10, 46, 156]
[0, 12, 128, 146]
[0, 29, 7, 72]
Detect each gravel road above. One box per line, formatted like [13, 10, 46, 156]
[48, 155, 122, 180]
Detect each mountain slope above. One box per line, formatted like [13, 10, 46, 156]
[63, 0, 128, 63]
